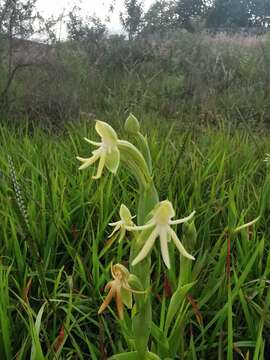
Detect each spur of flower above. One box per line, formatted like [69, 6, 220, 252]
[127, 200, 196, 269]
[109, 204, 135, 243]
[98, 263, 144, 320]
[76, 120, 120, 179]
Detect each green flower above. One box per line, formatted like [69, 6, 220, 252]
[77, 121, 120, 179]
[127, 200, 196, 269]
[109, 204, 135, 243]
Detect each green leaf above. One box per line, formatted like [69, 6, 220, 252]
[151, 322, 169, 350]
[165, 282, 196, 335]
[109, 351, 161, 360]
[30, 302, 46, 360]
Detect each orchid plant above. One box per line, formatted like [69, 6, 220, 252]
[77, 115, 198, 359]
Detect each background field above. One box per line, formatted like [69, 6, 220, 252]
[1, 0, 270, 358]
[2, 31, 270, 128]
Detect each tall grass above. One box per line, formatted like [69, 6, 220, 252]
[3, 31, 270, 125]
[0, 117, 269, 358]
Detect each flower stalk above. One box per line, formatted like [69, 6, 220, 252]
[77, 115, 197, 359]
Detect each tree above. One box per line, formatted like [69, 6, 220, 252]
[0, 0, 36, 37]
[205, 0, 270, 29]
[206, 0, 253, 28]
[0, 0, 39, 111]
[175, 0, 208, 31]
[67, 8, 106, 45]
[250, 0, 270, 27]
[141, 0, 178, 35]
[66, 6, 107, 63]
[120, 0, 144, 40]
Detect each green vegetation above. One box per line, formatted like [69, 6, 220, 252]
[1, 1, 270, 359]
[0, 117, 270, 358]
[1, 0, 270, 125]
[3, 31, 270, 126]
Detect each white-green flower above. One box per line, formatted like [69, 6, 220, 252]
[127, 200, 196, 269]
[76, 121, 120, 179]
[109, 204, 135, 243]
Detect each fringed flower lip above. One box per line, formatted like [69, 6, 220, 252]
[98, 263, 145, 320]
[126, 200, 196, 269]
[76, 121, 120, 179]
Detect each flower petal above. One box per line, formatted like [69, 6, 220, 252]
[159, 227, 170, 269]
[98, 286, 115, 315]
[132, 227, 158, 266]
[119, 204, 134, 225]
[95, 121, 118, 143]
[169, 210, 196, 225]
[108, 223, 121, 238]
[77, 153, 100, 170]
[169, 227, 195, 260]
[126, 221, 155, 232]
[115, 288, 124, 320]
[105, 147, 120, 174]
[109, 220, 122, 226]
[93, 152, 106, 179]
[233, 216, 260, 233]
[118, 228, 126, 243]
[83, 137, 102, 147]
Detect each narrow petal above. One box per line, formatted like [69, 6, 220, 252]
[83, 138, 102, 147]
[169, 211, 196, 225]
[234, 216, 260, 233]
[132, 227, 158, 266]
[115, 288, 124, 320]
[109, 220, 121, 226]
[93, 152, 106, 179]
[104, 281, 113, 292]
[169, 227, 195, 260]
[77, 153, 100, 170]
[76, 156, 89, 162]
[108, 223, 121, 238]
[118, 229, 126, 243]
[98, 287, 115, 315]
[126, 221, 155, 232]
[159, 227, 170, 269]
[105, 147, 120, 174]
[122, 284, 146, 294]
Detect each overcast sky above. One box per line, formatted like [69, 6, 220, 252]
[36, 0, 155, 37]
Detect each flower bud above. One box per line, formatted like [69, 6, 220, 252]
[124, 113, 140, 134]
[182, 220, 197, 252]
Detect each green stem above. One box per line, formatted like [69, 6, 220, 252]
[131, 183, 159, 358]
